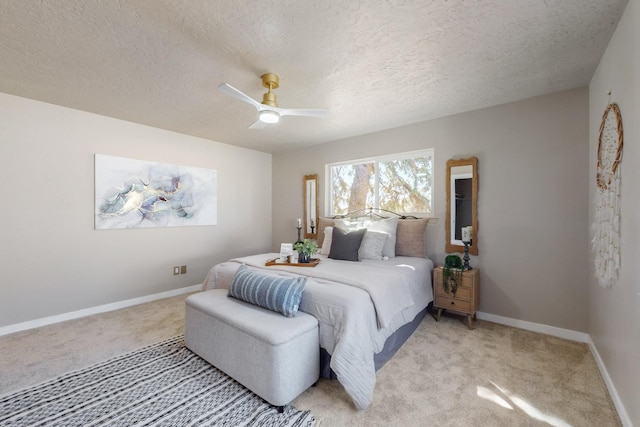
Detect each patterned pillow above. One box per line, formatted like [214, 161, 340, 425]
[367, 217, 398, 258]
[228, 265, 307, 317]
[358, 230, 389, 260]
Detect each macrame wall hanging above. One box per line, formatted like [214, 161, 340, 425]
[591, 100, 624, 288]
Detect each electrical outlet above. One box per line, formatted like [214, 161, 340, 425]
[173, 266, 180, 275]
[180, 265, 187, 274]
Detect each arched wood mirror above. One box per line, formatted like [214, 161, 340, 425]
[446, 157, 478, 255]
[303, 174, 319, 239]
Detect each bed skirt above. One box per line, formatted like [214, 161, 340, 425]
[319, 305, 429, 379]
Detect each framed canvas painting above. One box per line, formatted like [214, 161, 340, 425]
[95, 154, 217, 229]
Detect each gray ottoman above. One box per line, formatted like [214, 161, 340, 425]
[185, 289, 319, 408]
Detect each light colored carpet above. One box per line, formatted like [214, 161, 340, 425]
[0, 293, 188, 395]
[0, 294, 621, 426]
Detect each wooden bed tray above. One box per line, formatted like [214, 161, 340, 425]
[265, 258, 320, 267]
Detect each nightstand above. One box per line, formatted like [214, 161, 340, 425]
[433, 267, 479, 329]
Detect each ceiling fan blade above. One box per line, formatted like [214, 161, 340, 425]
[276, 107, 328, 118]
[217, 83, 262, 110]
[248, 119, 267, 130]
[220, 75, 327, 128]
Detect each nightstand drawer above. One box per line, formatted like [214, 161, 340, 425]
[435, 283, 472, 300]
[435, 296, 472, 314]
[452, 286, 472, 300]
[461, 274, 474, 288]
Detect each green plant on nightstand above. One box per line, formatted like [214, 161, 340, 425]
[443, 254, 463, 295]
[294, 239, 318, 263]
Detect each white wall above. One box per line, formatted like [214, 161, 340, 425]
[0, 93, 272, 327]
[588, 0, 639, 424]
[273, 87, 589, 332]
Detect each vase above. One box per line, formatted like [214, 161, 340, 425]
[298, 253, 311, 263]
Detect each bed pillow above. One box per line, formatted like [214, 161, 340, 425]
[334, 217, 398, 258]
[367, 217, 398, 258]
[329, 227, 366, 261]
[316, 217, 335, 248]
[358, 230, 389, 260]
[395, 218, 430, 257]
[333, 218, 366, 231]
[228, 265, 306, 317]
[320, 226, 334, 255]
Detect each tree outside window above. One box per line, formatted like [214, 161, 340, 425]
[327, 149, 433, 216]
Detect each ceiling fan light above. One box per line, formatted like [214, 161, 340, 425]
[259, 110, 280, 124]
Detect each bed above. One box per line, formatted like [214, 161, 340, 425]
[201, 213, 433, 409]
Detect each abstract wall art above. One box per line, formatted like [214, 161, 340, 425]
[95, 154, 217, 229]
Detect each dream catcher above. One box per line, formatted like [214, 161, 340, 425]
[592, 101, 624, 288]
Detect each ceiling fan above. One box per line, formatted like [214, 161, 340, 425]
[218, 73, 327, 129]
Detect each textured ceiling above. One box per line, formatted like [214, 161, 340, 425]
[0, 1, 628, 153]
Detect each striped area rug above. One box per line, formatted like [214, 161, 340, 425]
[0, 335, 315, 426]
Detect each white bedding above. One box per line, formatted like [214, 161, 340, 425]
[202, 253, 434, 409]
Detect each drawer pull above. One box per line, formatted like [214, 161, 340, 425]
[451, 301, 455, 305]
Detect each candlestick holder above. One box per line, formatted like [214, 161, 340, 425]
[295, 226, 303, 245]
[462, 240, 472, 270]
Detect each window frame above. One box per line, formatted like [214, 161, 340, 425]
[324, 148, 434, 217]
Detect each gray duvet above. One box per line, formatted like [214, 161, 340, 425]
[202, 253, 434, 409]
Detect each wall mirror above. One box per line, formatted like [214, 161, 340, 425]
[303, 174, 319, 239]
[446, 157, 478, 255]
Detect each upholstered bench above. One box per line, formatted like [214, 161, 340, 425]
[185, 288, 319, 409]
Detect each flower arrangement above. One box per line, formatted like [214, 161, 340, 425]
[294, 239, 318, 263]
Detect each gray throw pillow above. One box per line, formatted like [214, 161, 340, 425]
[367, 217, 398, 258]
[358, 230, 389, 260]
[329, 227, 366, 261]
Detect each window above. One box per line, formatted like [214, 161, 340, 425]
[326, 149, 434, 216]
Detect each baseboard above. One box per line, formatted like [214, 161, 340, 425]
[0, 284, 202, 337]
[476, 311, 632, 427]
[475, 311, 589, 342]
[586, 336, 633, 427]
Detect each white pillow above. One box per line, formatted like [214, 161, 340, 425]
[358, 230, 389, 260]
[366, 217, 398, 258]
[333, 218, 365, 231]
[320, 226, 333, 255]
